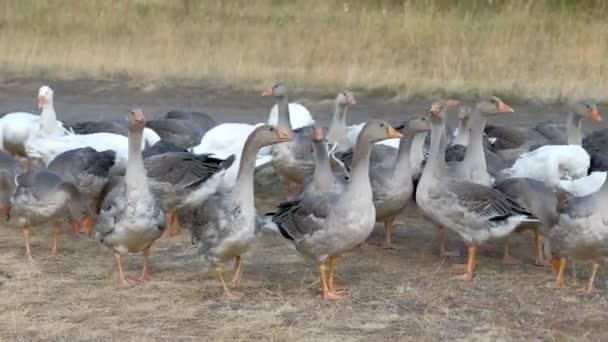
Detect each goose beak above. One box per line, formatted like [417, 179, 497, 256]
[590, 110, 602, 122]
[38, 95, 45, 109]
[261, 87, 273, 96]
[313, 128, 324, 142]
[82, 217, 94, 237]
[131, 109, 145, 124]
[497, 102, 514, 113]
[387, 126, 403, 139]
[276, 128, 292, 142]
[347, 95, 356, 105]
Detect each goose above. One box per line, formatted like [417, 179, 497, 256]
[368, 115, 430, 249]
[190, 125, 291, 299]
[0, 86, 67, 162]
[488, 101, 601, 164]
[142, 152, 235, 236]
[447, 96, 514, 186]
[145, 119, 203, 149]
[95, 109, 165, 287]
[549, 184, 608, 292]
[495, 177, 557, 266]
[272, 121, 402, 300]
[47, 147, 117, 226]
[415, 101, 535, 281]
[267, 102, 314, 130]
[191, 123, 269, 190]
[24, 128, 155, 167]
[67, 120, 161, 147]
[162, 110, 217, 133]
[9, 169, 93, 260]
[325, 91, 357, 152]
[300, 127, 348, 197]
[142, 140, 188, 158]
[0, 151, 24, 220]
[263, 82, 317, 196]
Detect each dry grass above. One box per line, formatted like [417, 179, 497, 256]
[1, 202, 608, 340]
[1, 1, 608, 101]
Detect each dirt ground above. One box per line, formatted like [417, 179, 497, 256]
[0, 79, 607, 341]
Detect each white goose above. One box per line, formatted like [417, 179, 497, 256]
[0, 86, 67, 159]
[500, 102, 604, 196]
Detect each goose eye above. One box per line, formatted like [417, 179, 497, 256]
[269, 127, 275, 132]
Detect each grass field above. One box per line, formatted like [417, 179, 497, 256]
[1, 0, 608, 101]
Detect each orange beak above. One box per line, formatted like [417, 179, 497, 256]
[82, 217, 94, 237]
[276, 128, 292, 142]
[590, 110, 602, 122]
[131, 109, 145, 123]
[347, 95, 356, 105]
[261, 87, 273, 96]
[387, 126, 403, 139]
[313, 127, 324, 141]
[428, 106, 441, 117]
[38, 95, 45, 109]
[497, 101, 514, 113]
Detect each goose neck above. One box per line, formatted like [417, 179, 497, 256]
[462, 109, 487, 166]
[276, 96, 293, 133]
[327, 103, 348, 144]
[393, 133, 414, 176]
[410, 132, 427, 169]
[125, 128, 146, 188]
[312, 141, 334, 192]
[40, 102, 57, 134]
[232, 133, 260, 201]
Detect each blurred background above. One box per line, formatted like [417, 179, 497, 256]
[1, 0, 607, 101]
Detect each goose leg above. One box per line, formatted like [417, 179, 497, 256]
[328, 256, 347, 293]
[171, 211, 181, 235]
[534, 230, 549, 267]
[502, 236, 522, 264]
[216, 265, 242, 300]
[114, 253, 136, 287]
[437, 225, 460, 257]
[319, 263, 344, 300]
[22, 227, 36, 261]
[552, 257, 568, 288]
[453, 245, 477, 281]
[578, 262, 600, 293]
[232, 256, 243, 285]
[46, 222, 63, 258]
[383, 220, 395, 249]
[134, 246, 151, 283]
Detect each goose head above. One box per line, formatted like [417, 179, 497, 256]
[404, 115, 431, 134]
[251, 125, 292, 147]
[427, 100, 448, 125]
[61, 182, 94, 236]
[476, 96, 514, 115]
[572, 101, 601, 123]
[261, 82, 288, 98]
[336, 91, 356, 107]
[128, 108, 146, 132]
[360, 120, 403, 143]
[312, 127, 326, 143]
[38, 85, 54, 109]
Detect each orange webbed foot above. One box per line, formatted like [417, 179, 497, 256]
[222, 290, 244, 301]
[323, 290, 346, 301]
[502, 255, 523, 265]
[452, 272, 473, 281]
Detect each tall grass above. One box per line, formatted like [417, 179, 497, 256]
[1, 0, 607, 101]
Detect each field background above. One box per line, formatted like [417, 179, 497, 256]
[1, 0, 608, 101]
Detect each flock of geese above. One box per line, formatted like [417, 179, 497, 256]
[0, 83, 607, 300]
